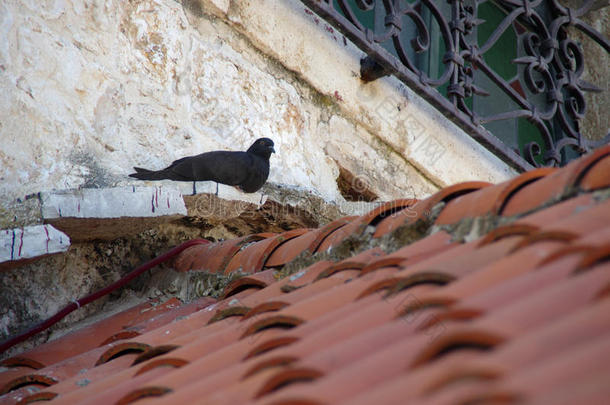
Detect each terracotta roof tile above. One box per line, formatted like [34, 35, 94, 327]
[435, 167, 557, 225]
[435, 334, 610, 405]
[316, 200, 417, 252]
[174, 234, 271, 273]
[501, 144, 610, 217]
[265, 217, 357, 267]
[579, 153, 610, 191]
[504, 192, 596, 228]
[373, 182, 490, 238]
[345, 298, 610, 405]
[224, 230, 310, 274]
[0, 297, 197, 377]
[2, 147, 609, 405]
[221, 269, 278, 299]
[361, 231, 455, 275]
[536, 196, 610, 237]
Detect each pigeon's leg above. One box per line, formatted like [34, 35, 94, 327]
[192, 181, 197, 196]
[259, 192, 265, 205]
[215, 182, 219, 196]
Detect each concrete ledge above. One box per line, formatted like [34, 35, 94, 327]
[0, 225, 70, 270]
[41, 186, 187, 218]
[41, 186, 187, 241]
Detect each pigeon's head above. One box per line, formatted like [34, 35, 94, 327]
[248, 138, 275, 160]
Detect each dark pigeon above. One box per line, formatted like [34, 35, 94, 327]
[129, 138, 275, 195]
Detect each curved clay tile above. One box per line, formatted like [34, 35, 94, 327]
[224, 229, 309, 274]
[394, 294, 456, 320]
[221, 269, 278, 299]
[132, 344, 180, 365]
[510, 230, 578, 251]
[0, 347, 139, 402]
[270, 271, 360, 309]
[364, 231, 456, 276]
[356, 276, 406, 299]
[474, 336, 610, 405]
[452, 253, 585, 318]
[578, 248, 610, 273]
[265, 217, 357, 267]
[492, 167, 558, 215]
[373, 181, 492, 238]
[365, 198, 419, 226]
[477, 224, 538, 246]
[419, 308, 482, 329]
[518, 369, 610, 405]
[392, 236, 524, 290]
[267, 261, 335, 294]
[502, 145, 610, 217]
[14, 391, 59, 404]
[410, 327, 504, 368]
[535, 197, 610, 239]
[171, 244, 205, 273]
[341, 350, 489, 405]
[263, 230, 319, 268]
[242, 336, 300, 360]
[511, 193, 595, 229]
[130, 329, 290, 402]
[491, 298, 610, 369]
[214, 263, 334, 317]
[242, 355, 299, 379]
[388, 272, 456, 297]
[207, 305, 251, 324]
[510, 197, 610, 253]
[413, 360, 500, 400]
[99, 331, 142, 346]
[251, 324, 470, 405]
[240, 315, 305, 339]
[244, 293, 416, 377]
[567, 144, 610, 184]
[429, 239, 568, 302]
[317, 199, 417, 251]
[435, 168, 556, 225]
[0, 373, 59, 396]
[0, 299, 165, 371]
[578, 153, 610, 191]
[315, 247, 385, 280]
[115, 386, 173, 405]
[0, 356, 44, 371]
[94, 342, 151, 366]
[243, 302, 290, 320]
[173, 234, 271, 273]
[255, 367, 324, 399]
[134, 358, 189, 376]
[471, 265, 610, 345]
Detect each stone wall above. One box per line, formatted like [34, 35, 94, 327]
[564, 3, 609, 142]
[0, 0, 518, 226]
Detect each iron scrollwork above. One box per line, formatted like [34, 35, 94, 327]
[301, 0, 609, 170]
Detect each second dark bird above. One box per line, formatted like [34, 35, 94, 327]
[129, 137, 275, 195]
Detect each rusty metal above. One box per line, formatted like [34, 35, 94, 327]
[300, 0, 609, 170]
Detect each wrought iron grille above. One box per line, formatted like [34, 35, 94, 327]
[300, 0, 610, 170]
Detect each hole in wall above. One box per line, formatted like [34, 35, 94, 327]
[335, 165, 378, 202]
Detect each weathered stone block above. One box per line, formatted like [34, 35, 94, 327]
[0, 225, 70, 270]
[40, 186, 187, 241]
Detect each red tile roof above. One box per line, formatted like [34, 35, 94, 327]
[1, 145, 610, 405]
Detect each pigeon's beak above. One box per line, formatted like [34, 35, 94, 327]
[270, 146, 276, 154]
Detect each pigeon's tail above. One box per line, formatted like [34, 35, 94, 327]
[129, 167, 169, 180]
